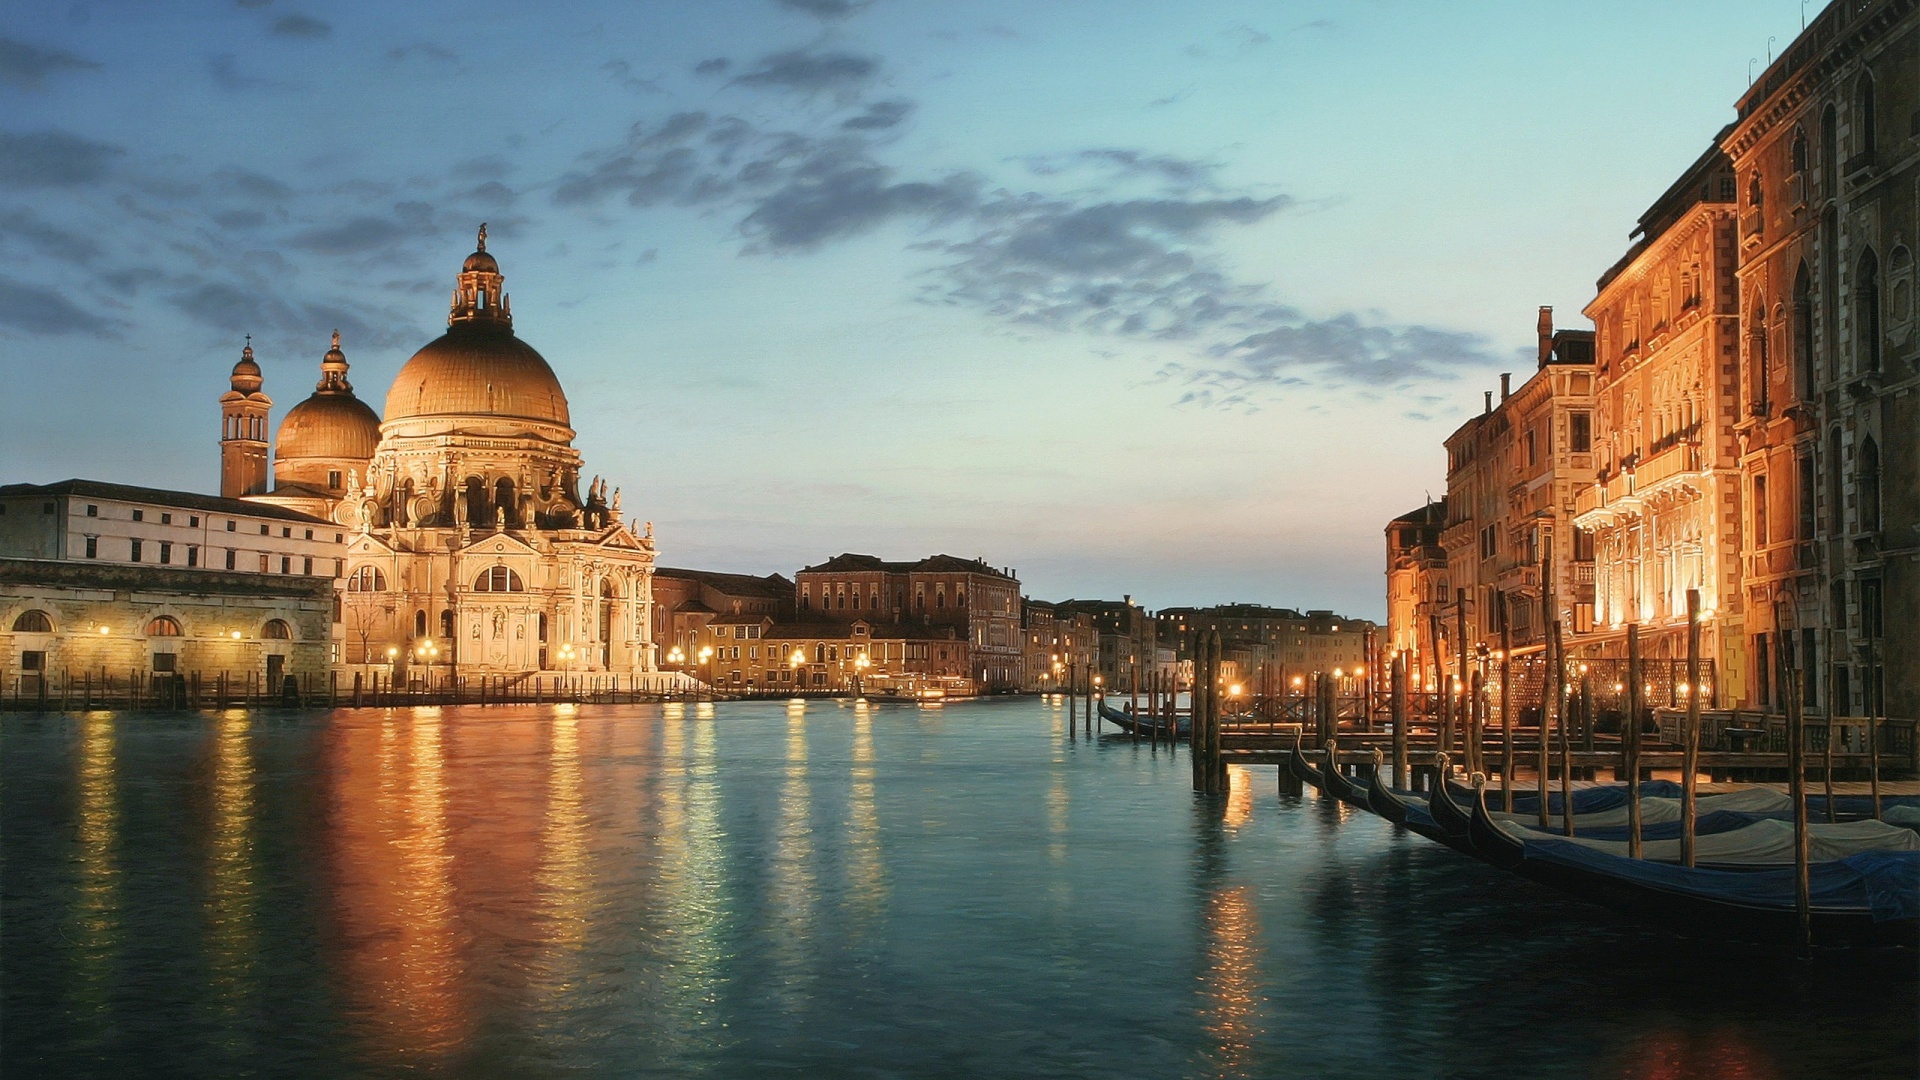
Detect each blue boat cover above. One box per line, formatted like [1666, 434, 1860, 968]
[1519, 837, 1920, 922]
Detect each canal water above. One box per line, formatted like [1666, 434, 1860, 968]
[1, 698, 1913, 1079]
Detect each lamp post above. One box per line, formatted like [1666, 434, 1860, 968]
[854, 651, 870, 698]
[698, 645, 713, 690]
[789, 648, 806, 696]
[414, 638, 440, 693]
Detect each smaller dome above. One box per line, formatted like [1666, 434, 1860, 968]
[230, 341, 262, 393]
[463, 249, 499, 274]
[277, 392, 381, 461]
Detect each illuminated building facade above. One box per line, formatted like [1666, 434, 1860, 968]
[1436, 312, 1597, 661]
[1384, 499, 1448, 691]
[794, 553, 1022, 690]
[1572, 145, 1745, 693]
[1722, 0, 1917, 717]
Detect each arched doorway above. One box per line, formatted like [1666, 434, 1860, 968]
[494, 478, 516, 525]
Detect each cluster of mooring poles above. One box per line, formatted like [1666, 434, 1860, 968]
[1233, 586, 1914, 951]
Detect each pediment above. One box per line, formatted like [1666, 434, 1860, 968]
[349, 533, 396, 555]
[461, 531, 542, 557]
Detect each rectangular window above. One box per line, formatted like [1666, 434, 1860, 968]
[190, 516, 199, 527]
[1753, 475, 1769, 546]
[282, 526, 291, 538]
[1861, 578, 1883, 639]
[259, 553, 270, 573]
[85, 536, 97, 559]
[132, 509, 144, 522]
[187, 545, 199, 568]
[333, 558, 343, 578]
[130, 538, 142, 562]
[159, 541, 172, 565]
[281, 556, 292, 574]
[160, 512, 172, 525]
[1570, 412, 1592, 453]
[227, 520, 236, 532]
[226, 549, 236, 570]
[328, 470, 342, 490]
[152, 653, 177, 673]
[259, 523, 268, 536]
[86, 504, 98, 517]
[303, 556, 313, 576]
[304, 529, 313, 540]
[22, 650, 45, 672]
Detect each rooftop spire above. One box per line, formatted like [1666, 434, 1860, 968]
[317, 328, 352, 393]
[477, 222, 487, 251]
[230, 336, 263, 393]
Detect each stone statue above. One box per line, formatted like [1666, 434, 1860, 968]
[610, 487, 621, 515]
[644, 520, 653, 539]
[495, 505, 506, 528]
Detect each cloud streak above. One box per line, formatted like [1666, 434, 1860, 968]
[0, 37, 100, 89]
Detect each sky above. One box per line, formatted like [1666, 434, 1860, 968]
[0, 0, 1823, 618]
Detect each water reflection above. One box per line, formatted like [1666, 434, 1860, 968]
[530, 709, 591, 1037]
[205, 710, 259, 1043]
[325, 708, 468, 1065]
[846, 704, 886, 929]
[68, 713, 121, 1041]
[1191, 799, 1267, 1080]
[770, 701, 816, 1012]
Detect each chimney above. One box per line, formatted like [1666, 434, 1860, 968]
[1500, 372, 1512, 401]
[1483, 390, 1493, 414]
[1537, 306, 1554, 366]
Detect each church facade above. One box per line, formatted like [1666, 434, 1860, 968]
[238, 227, 660, 681]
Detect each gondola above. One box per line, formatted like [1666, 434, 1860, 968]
[1427, 762, 1474, 840]
[1318, 741, 1372, 809]
[1287, 733, 1324, 791]
[1096, 700, 1188, 738]
[1465, 776, 1920, 946]
[1364, 749, 1409, 824]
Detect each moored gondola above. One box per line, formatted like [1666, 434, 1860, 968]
[1096, 700, 1189, 739]
[1427, 758, 1473, 839]
[1365, 748, 1407, 824]
[1319, 740, 1372, 808]
[1287, 733, 1324, 791]
[1468, 777, 1528, 870]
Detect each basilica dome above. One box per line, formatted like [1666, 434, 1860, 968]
[382, 226, 572, 428]
[384, 323, 571, 426]
[278, 392, 381, 460]
[276, 331, 380, 462]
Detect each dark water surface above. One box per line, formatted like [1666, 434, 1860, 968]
[2, 699, 1914, 1079]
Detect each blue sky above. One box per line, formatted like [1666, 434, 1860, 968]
[0, 0, 1819, 616]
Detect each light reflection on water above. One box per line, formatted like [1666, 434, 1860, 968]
[0, 699, 1913, 1079]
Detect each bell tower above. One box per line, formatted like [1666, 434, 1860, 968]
[219, 338, 273, 498]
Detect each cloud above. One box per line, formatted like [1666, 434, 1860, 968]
[0, 37, 100, 89]
[602, 59, 663, 94]
[743, 161, 981, 250]
[841, 99, 912, 130]
[734, 49, 879, 96]
[0, 275, 111, 335]
[287, 215, 414, 254]
[208, 53, 292, 91]
[694, 57, 730, 76]
[0, 129, 121, 188]
[214, 166, 292, 199]
[0, 208, 101, 262]
[388, 43, 459, 67]
[271, 14, 331, 38]
[1023, 149, 1217, 190]
[1189, 315, 1496, 387]
[773, 0, 872, 18]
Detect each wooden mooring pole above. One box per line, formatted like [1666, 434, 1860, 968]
[1682, 590, 1702, 868]
[1499, 597, 1513, 812]
[1390, 652, 1408, 790]
[1868, 635, 1883, 820]
[1778, 608, 1812, 953]
[1625, 623, 1643, 859]
[1554, 620, 1572, 837]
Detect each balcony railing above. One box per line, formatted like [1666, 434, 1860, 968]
[1740, 208, 1764, 243]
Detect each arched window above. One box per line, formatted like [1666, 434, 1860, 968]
[262, 619, 292, 640]
[1856, 248, 1881, 373]
[1790, 128, 1808, 174]
[1854, 73, 1876, 160]
[1890, 246, 1913, 333]
[813, 642, 826, 664]
[440, 609, 454, 639]
[146, 615, 182, 637]
[11, 609, 52, 633]
[414, 610, 427, 637]
[473, 565, 524, 592]
[494, 478, 515, 525]
[1747, 298, 1770, 414]
[346, 565, 387, 591]
[1747, 172, 1763, 209]
[1792, 262, 1814, 400]
[1828, 428, 1845, 537]
[1859, 437, 1881, 533]
[1821, 104, 1838, 193]
[463, 477, 487, 525]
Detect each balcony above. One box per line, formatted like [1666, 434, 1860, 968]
[1633, 441, 1706, 500]
[1844, 150, 1876, 179]
[1784, 171, 1807, 212]
[1740, 208, 1764, 248]
[1572, 562, 1595, 585]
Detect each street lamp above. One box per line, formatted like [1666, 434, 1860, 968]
[666, 644, 685, 667]
[415, 637, 440, 690]
[789, 648, 806, 695]
[854, 651, 870, 697]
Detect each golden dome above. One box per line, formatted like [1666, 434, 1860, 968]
[383, 322, 571, 426]
[278, 392, 381, 461]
